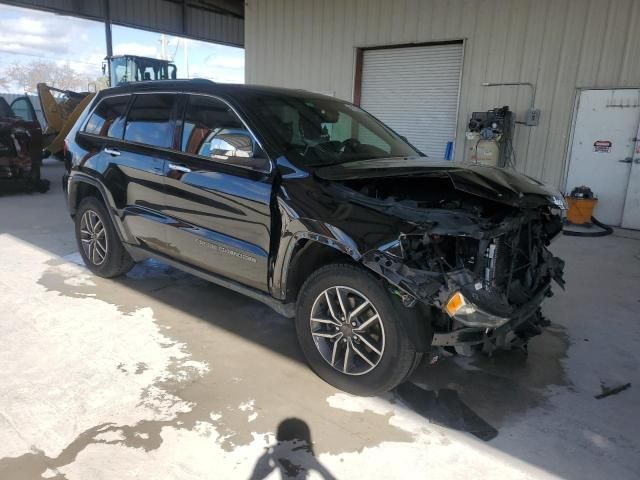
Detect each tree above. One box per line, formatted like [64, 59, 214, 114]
[3, 60, 92, 92]
[0, 76, 9, 91]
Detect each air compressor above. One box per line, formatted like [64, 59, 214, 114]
[464, 106, 513, 167]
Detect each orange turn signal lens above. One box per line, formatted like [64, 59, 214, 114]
[445, 292, 466, 317]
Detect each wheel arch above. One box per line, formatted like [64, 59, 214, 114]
[283, 238, 357, 303]
[68, 174, 130, 243]
[283, 237, 434, 354]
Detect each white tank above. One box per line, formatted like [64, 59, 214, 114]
[464, 132, 500, 166]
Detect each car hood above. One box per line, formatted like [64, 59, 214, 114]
[314, 157, 565, 209]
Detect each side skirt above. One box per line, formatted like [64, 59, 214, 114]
[125, 244, 296, 318]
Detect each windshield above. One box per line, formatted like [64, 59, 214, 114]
[245, 93, 422, 166]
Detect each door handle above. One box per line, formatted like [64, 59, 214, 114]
[168, 163, 191, 173]
[619, 157, 633, 163]
[104, 147, 120, 156]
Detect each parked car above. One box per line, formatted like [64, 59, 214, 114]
[63, 80, 565, 395]
[0, 96, 48, 193]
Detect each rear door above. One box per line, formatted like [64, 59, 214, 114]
[79, 93, 175, 254]
[162, 94, 273, 292]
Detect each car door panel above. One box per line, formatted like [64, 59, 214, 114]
[116, 92, 181, 253]
[163, 155, 272, 291]
[110, 145, 173, 253]
[162, 94, 272, 292]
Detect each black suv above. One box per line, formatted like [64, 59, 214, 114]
[64, 80, 565, 395]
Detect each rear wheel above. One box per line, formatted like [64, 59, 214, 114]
[295, 264, 422, 395]
[75, 196, 134, 278]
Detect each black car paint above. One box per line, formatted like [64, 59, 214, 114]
[64, 80, 564, 351]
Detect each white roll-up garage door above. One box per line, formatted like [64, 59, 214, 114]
[359, 42, 463, 159]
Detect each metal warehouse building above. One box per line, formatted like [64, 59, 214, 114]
[244, 0, 640, 228]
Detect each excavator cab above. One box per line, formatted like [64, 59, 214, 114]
[102, 55, 178, 87]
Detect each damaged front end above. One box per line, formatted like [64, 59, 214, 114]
[310, 163, 566, 356]
[313, 159, 567, 355]
[363, 207, 565, 354]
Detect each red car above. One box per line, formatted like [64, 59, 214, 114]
[0, 96, 49, 193]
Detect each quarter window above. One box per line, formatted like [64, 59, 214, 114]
[181, 95, 267, 170]
[124, 94, 176, 148]
[84, 96, 129, 138]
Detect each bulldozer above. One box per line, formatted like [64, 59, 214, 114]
[39, 55, 177, 157]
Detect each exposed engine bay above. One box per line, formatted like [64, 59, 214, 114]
[333, 172, 566, 355]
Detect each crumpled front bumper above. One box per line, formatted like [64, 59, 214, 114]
[432, 284, 551, 348]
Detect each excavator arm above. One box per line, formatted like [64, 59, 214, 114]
[37, 83, 94, 156]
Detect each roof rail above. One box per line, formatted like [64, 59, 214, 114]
[116, 78, 216, 87]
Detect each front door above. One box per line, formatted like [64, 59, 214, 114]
[566, 89, 640, 228]
[162, 94, 273, 292]
[10, 96, 38, 124]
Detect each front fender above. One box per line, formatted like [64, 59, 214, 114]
[271, 216, 362, 299]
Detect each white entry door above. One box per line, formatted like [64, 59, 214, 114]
[621, 119, 640, 228]
[566, 89, 640, 228]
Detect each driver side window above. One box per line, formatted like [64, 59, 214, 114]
[181, 95, 267, 170]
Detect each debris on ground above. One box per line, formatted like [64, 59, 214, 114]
[595, 382, 631, 400]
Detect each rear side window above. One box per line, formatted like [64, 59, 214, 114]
[124, 94, 176, 148]
[84, 96, 129, 138]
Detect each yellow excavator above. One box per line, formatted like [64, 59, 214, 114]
[40, 55, 177, 157]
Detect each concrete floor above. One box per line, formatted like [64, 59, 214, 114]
[0, 159, 639, 480]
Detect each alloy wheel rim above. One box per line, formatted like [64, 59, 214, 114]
[309, 286, 385, 376]
[80, 210, 108, 266]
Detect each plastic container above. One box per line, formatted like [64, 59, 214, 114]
[565, 197, 598, 225]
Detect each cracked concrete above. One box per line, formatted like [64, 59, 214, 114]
[0, 160, 639, 479]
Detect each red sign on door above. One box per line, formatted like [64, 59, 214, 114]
[593, 140, 612, 153]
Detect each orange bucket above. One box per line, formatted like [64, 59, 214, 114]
[565, 197, 597, 225]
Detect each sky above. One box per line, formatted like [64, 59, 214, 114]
[0, 3, 244, 93]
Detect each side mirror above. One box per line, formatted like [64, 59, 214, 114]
[210, 132, 254, 160]
[101, 61, 107, 76]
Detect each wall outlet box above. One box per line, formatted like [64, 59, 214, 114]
[526, 108, 541, 126]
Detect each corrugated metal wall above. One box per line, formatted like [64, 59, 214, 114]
[0, 0, 244, 46]
[245, 0, 640, 187]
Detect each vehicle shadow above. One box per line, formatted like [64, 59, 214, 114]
[394, 381, 498, 441]
[248, 418, 336, 480]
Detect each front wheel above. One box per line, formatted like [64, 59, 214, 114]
[295, 264, 422, 395]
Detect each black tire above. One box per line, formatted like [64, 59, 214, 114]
[26, 156, 50, 193]
[29, 156, 41, 183]
[75, 196, 135, 278]
[295, 263, 422, 395]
